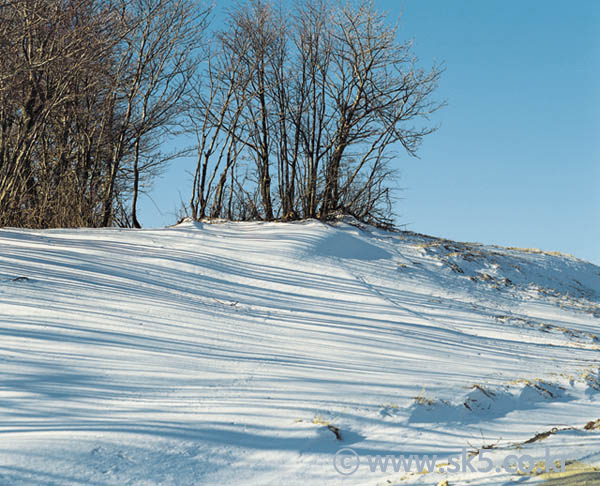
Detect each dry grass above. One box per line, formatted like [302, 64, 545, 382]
[584, 419, 600, 430]
[310, 415, 342, 440]
[525, 461, 600, 485]
[413, 389, 436, 406]
[506, 246, 576, 259]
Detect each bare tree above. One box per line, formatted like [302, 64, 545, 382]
[187, 0, 442, 227]
[189, 0, 286, 221]
[122, 0, 209, 228]
[222, 0, 290, 220]
[188, 30, 252, 221]
[191, 0, 442, 226]
[0, 0, 124, 227]
[98, 0, 209, 228]
[318, 0, 443, 225]
[291, 0, 335, 218]
[0, 0, 211, 228]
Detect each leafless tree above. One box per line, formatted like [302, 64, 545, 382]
[225, 0, 287, 221]
[188, 29, 252, 221]
[115, 0, 209, 228]
[189, 0, 442, 227]
[318, 1, 443, 225]
[0, 0, 124, 227]
[0, 0, 211, 228]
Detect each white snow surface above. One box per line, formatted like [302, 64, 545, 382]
[0, 219, 599, 485]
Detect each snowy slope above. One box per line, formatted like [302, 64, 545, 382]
[0, 219, 599, 485]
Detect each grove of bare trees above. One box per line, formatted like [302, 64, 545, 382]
[0, 0, 208, 227]
[0, 0, 442, 229]
[190, 0, 443, 227]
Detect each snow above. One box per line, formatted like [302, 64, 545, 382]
[0, 219, 598, 485]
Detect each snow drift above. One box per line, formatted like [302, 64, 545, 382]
[0, 219, 598, 485]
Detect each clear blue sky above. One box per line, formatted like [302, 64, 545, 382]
[138, 0, 600, 264]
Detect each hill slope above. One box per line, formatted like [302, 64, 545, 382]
[0, 220, 599, 485]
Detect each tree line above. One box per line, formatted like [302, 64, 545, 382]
[0, 0, 443, 229]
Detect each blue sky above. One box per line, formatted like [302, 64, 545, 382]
[138, 0, 600, 264]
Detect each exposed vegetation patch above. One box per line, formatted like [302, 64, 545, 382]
[409, 377, 571, 425]
[506, 246, 577, 259]
[406, 234, 599, 318]
[521, 427, 568, 445]
[583, 368, 600, 393]
[495, 315, 599, 345]
[584, 419, 600, 431]
[413, 389, 437, 406]
[312, 416, 342, 441]
[531, 461, 600, 485]
[295, 415, 344, 441]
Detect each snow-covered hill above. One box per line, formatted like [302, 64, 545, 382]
[0, 219, 599, 485]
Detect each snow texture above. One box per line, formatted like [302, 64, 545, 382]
[0, 219, 599, 485]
